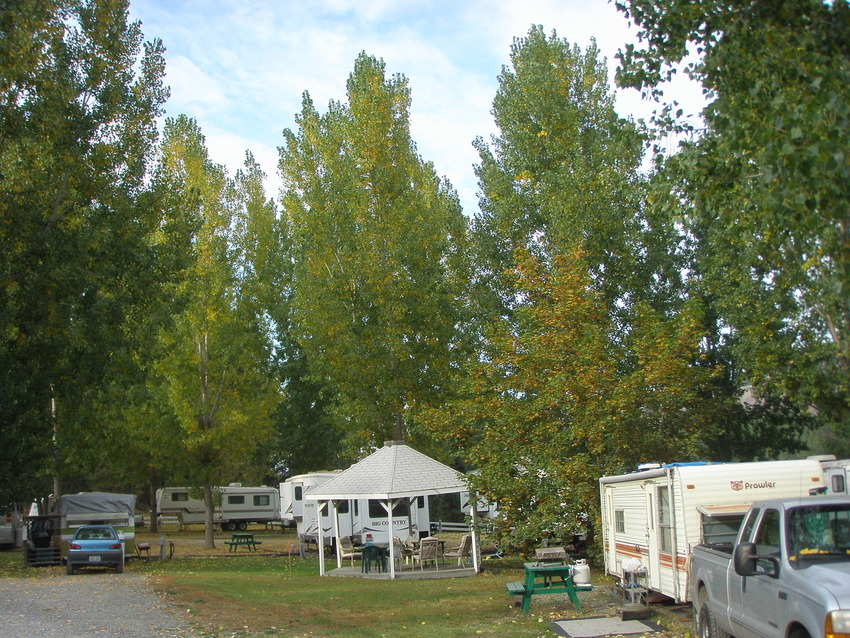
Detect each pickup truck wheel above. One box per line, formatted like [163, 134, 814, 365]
[699, 603, 727, 638]
[789, 630, 811, 638]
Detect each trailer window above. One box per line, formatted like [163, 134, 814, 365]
[701, 513, 744, 546]
[253, 495, 270, 507]
[171, 492, 189, 502]
[294, 486, 303, 501]
[228, 496, 245, 505]
[615, 510, 625, 534]
[832, 474, 846, 493]
[658, 486, 672, 552]
[368, 499, 409, 518]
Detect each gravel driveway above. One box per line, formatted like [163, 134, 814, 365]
[0, 572, 192, 637]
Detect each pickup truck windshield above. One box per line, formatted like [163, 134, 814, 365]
[786, 503, 850, 565]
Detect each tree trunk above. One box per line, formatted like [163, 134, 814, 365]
[149, 468, 159, 533]
[204, 480, 216, 549]
[394, 410, 404, 441]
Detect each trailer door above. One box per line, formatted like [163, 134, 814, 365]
[602, 486, 616, 575]
[645, 484, 659, 589]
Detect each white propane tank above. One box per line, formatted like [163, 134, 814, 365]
[571, 559, 590, 585]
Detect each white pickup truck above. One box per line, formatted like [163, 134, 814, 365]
[690, 495, 850, 638]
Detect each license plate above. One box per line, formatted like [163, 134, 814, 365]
[88, 555, 101, 562]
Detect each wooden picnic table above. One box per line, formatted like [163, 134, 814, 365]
[225, 532, 262, 552]
[506, 562, 592, 614]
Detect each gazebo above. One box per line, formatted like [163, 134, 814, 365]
[307, 440, 480, 579]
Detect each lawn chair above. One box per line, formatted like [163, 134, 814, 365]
[393, 536, 413, 569]
[444, 533, 472, 567]
[339, 535, 361, 567]
[414, 537, 440, 571]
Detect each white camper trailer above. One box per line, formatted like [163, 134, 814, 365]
[599, 459, 826, 603]
[156, 487, 206, 526]
[280, 472, 339, 534]
[157, 485, 280, 531]
[281, 472, 431, 546]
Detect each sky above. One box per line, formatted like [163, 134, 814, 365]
[128, 0, 705, 216]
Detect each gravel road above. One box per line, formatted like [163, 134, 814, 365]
[0, 572, 193, 637]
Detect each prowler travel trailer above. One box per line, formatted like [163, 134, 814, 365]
[599, 458, 825, 603]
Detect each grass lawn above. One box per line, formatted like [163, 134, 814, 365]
[148, 554, 555, 637]
[0, 527, 693, 637]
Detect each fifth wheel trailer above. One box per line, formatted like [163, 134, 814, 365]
[599, 459, 826, 603]
[157, 485, 280, 531]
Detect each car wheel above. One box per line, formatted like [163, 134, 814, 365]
[698, 603, 727, 638]
[115, 560, 123, 574]
[66, 561, 74, 575]
[789, 629, 811, 638]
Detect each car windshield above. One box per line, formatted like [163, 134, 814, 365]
[786, 503, 850, 564]
[74, 527, 115, 541]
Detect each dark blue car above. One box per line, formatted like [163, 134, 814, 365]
[66, 525, 124, 574]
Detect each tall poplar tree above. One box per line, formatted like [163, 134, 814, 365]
[472, 26, 663, 322]
[152, 116, 279, 547]
[0, 0, 167, 502]
[617, 0, 850, 454]
[432, 27, 721, 548]
[279, 53, 471, 450]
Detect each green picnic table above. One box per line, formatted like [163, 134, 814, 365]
[506, 562, 593, 614]
[225, 533, 261, 552]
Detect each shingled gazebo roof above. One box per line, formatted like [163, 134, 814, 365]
[307, 440, 467, 501]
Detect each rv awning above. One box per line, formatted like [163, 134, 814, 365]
[697, 503, 752, 517]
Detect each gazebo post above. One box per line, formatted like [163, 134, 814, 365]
[333, 499, 342, 570]
[471, 495, 480, 573]
[317, 500, 326, 576]
[387, 498, 396, 579]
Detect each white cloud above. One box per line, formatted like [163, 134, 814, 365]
[164, 55, 231, 118]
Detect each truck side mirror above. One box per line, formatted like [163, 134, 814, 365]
[733, 542, 758, 576]
[734, 542, 780, 578]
